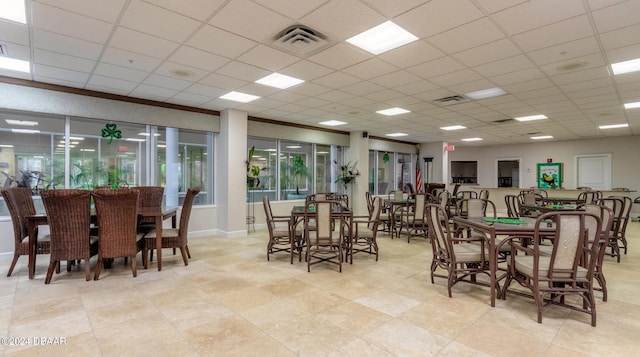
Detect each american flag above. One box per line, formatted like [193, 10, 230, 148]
[415, 160, 423, 193]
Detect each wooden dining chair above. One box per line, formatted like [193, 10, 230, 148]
[349, 196, 382, 263]
[501, 211, 602, 326]
[304, 199, 347, 272]
[401, 192, 428, 243]
[92, 188, 146, 279]
[132, 186, 164, 233]
[40, 189, 98, 284]
[263, 196, 301, 263]
[143, 187, 200, 266]
[2, 187, 50, 277]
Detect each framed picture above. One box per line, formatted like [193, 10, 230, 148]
[537, 163, 563, 189]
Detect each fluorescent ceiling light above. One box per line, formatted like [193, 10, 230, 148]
[255, 73, 304, 89]
[125, 138, 145, 142]
[219, 91, 260, 103]
[376, 107, 410, 116]
[70, 141, 79, 145]
[264, 149, 277, 152]
[0, 144, 14, 148]
[386, 133, 408, 137]
[440, 125, 466, 131]
[0, 0, 26, 24]
[346, 21, 418, 55]
[317, 151, 329, 154]
[531, 135, 554, 140]
[11, 128, 39, 134]
[461, 137, 483, 142]
[285, 144, 302, 149]
[514, 114, 548, 122]
[5, 119, 38, 126]
[80, 149, 95, 152]
[464, 87, 507, 100]
[63, 136, 84, 140]
[319, 120, 347, 126]
[599, 123, 628, 129]
[157, 144, 166, 148]
[0, 56, 30, 73]
[624, 102, 640, 109]
[611, 58, 640, 75]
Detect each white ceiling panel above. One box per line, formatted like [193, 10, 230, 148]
[0, 0, 635, 146]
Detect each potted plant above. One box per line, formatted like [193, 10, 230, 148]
[281, 155, 310, 199]
[246, 146, 261, 189]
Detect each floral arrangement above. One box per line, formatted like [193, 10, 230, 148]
[335, 160, 360, 187]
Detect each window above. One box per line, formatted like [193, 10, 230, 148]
[0, 109, 214, 217]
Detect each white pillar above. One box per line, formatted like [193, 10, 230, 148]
[218, 109, 248, 237]
[349, 131, 369, 216]
[165, 128, 179, 207]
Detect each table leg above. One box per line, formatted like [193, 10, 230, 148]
[156, 215, 163, 271]
[489, 234, 497, 307]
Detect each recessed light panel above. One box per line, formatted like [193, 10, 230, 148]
[514, 114, 548, 122]
[464, 87, 506, 100]
[611, 58, 640, 75]
[624, 102, 640, 109]
[219, 91, 260, 103]
[386, 133, 408, 137]
[5, 119, 38, 126]
[255, 73, 304, 89]
[11, 128, 40, 134]
[531, 135, 554, 140]
[0, 0, 26, 24]
[346, 21, 418, 55]
[598, 124, 628, 129]
[0, 56, 30, 73]
[461, 138, 483, 142]
[440, 125, 466, 131]
[319, 120, 347, 126]
[376, 107, 410, 116]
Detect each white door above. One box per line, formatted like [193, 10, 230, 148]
[575, 154, 611, 190]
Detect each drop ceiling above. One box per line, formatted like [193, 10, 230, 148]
[1, 0, 639, 146]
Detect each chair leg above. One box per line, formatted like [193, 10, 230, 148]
[45, 261, 57, 284]
[185, 245, 191, 259]
[7, 254, 19, 277]
[131, 256, 138, 277]
[84, 259, 91, 281]
[94, 259, 103, 280]
[179, 247, 188, 266]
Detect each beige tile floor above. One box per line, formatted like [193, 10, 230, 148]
[0, 221, 639, 356]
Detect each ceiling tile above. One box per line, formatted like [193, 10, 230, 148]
[119, 0, 202, 43]
[31, 2, 113, 43]
[187, 25, 257, 59]
[237, 45, 300, 71]
[209, 0, 291, 41]
[427, 18, 506, 54]
[109, 27, 179, 59]
[492, 0, 586, 35]
[308, 43, 371, 70]
[395, 0, 484, 38]
[592, 0, 640, 33]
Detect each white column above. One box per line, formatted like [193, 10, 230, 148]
[165, 128, 179, 207]
[349, 131, 369, 216]
[218, 109, 248, 237]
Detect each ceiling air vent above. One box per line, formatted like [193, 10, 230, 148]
[432, 95, 469, 106]
[492, 118, 515, 124]
[271, 25, 331, 57]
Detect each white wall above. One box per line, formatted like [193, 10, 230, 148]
[447, 136, 640, 193]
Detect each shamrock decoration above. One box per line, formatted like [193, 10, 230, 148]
[101, 123, 122, 144]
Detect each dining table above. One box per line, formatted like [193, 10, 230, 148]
[520, 202, 582, 214]
[290, 204, 353, 257]
[452, 216, 556, 307]
[26, 205, 177, 279]
[383, 198, 414, 238]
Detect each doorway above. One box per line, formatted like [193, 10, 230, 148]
[496, 159, 521, 188]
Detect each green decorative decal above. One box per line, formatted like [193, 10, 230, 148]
[382, 152, 389, 163]
[101, 123, 122, 144]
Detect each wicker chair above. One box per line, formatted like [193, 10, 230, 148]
[303, 200, 347, 272]
[504, 194, 520, 218]
[263, 196, 301, 263]
[143, 188, 200, 266]
[133, 186, 164, 233]
[401, 192, 429, 243]
[2, 187, 51, 277]
[425, 203, 490, 297]
[597, 197, 625, 262]
[609, 195, 632, 257]
[40, 189, 98, 284]
[92, 188, 146, 280]
[501, 211, 602, 326]
[349, 196, 382, 263]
